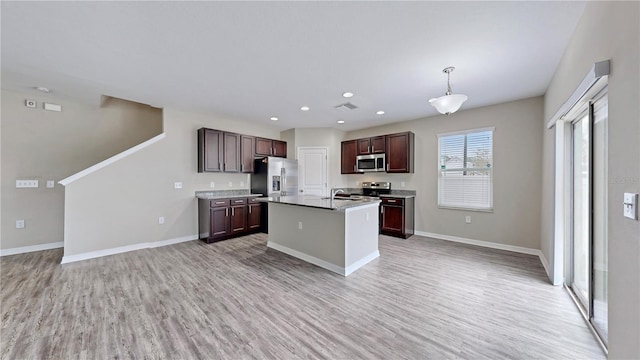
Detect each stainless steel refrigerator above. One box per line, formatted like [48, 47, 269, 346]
[251, 157, 298, 232]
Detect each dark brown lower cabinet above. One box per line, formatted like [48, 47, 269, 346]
[380, 197, 414, 239]
[199, 197, 262, 243]
[248, 199, 262, 231]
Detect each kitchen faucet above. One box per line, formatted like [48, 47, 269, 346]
[330, 188, 345, 201]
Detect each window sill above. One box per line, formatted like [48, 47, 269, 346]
[437, 205, 493, 213]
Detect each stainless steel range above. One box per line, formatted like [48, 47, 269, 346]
[361, 181, 391, 198]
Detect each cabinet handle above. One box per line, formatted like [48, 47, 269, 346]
[386, 163, 389, 171]
[225, 208, 228, 216]
[388, 199, 396, 203]
[371, 145, 374, 152]
[270, 147, 273, 155]
[232, 207, 235, 216]
[241, 164, 244, 172]
[249, 206, 252, 214]
[381, 206, 384, 214]
[215, 201, 225, 205]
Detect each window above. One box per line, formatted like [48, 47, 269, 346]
[438, 127, 494, 211]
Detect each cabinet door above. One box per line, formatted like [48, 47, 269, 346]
[210, 207, 230, 239]
[357, 138, 371, 155]
[381, 204, 404, 234]
[198, 128, 223, 172]
[248, 203, 262, 230]
[341, 140, 358, 174]
[240, 135, 255, 173]
[223, 132, 241, 172]
[370, 136, 386, 154]
[230, 205, 247, 234]
[386, 132, 414, 173]
[255, 137, 273, 156]
[273, 140, 287, 157]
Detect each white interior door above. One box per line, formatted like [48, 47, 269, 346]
[297, 147, 328, 196]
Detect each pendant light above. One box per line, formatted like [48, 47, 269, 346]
[429, 66, 468, 115]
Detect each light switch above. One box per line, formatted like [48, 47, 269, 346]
[174, 182, 182, 189]
[46, 180, 55, 188]
[623, 193, 638, 220]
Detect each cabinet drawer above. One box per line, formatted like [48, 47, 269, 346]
[230, 198, 247, 205]
[381, 197, 404, 206]
[210, 199, 230, 207]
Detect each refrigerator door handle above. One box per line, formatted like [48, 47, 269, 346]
[281, 167, 286, 195]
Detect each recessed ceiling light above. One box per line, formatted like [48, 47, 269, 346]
[35, 86, 50, 93]
[337, 120, 345, 124]
[300, 106, 310, 111]
[342, 92, 354, 98]
[376, 110, 385, 115]
[270, 117, 279, 121]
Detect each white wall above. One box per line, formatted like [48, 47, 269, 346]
[542, 2, 640, 358]
[1, 90, 162, 251]
[347, 97, 543, 251]
[290, 128, 347, 189]
[62, 107, 281, 257]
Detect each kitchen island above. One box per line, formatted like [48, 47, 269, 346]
[257, 195, 381, 276]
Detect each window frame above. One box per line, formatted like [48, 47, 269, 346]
[437, 126, 495, 212]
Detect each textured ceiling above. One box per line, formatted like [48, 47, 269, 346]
[1, 1, 586, 131]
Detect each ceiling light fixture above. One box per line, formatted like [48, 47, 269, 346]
[342, 92, 354, 98]
[300, 106, 310, 111]
[35, 86, 50, 93]
[270, 116, 279, 121]
[376, 110, 385, 115]
[428, 67, 468, 115]
[337, 120, 345, 124]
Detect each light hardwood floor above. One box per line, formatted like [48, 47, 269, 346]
[1, 234, 604, 359]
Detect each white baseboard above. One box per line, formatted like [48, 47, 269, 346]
[61, 234, 198, 264]
[345, 250, 380, 276]
[0, 241, 64, 257]
[267, 241, 346, 276]
[414, 231, 548, 274]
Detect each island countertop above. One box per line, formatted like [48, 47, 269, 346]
[256, 195, 380, 211]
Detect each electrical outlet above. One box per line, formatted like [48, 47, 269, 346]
[16, 180, 39, 188]
[46, 180, 55, 188]
[401, 181, 406, 188]
[174, 182, 182, 189]
[298, 221, 303, 230]
[16, 220, 25, 229]
[210, 182, 215, 188]
[465, 216, 471, 224]
[228, 182, 233, 187]
[158, 217, 165, 225]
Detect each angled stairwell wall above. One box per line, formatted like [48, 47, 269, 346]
[0, 90, 162, 254]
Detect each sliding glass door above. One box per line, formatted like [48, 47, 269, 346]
[571, 113, 590, 310]
[568, 91, 608, 345]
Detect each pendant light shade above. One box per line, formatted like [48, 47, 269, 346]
[429, 67, 468, 115]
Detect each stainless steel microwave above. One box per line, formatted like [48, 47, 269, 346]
[356, 154, 386, 172]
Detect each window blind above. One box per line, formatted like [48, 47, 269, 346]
[438, 128, 493, 211]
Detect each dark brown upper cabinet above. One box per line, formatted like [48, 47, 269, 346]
[223, 132, 241, 172]
[255, 138, 287, 158]
[385, 132, 414, 173]
[341, 140, 359, 174]
[240, 135, 255, 173]
[357, 136, 386, 155]
[199, 128, 287, 173]
[198, 128, 223, 172]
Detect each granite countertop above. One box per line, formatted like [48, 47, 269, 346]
[195, 190, 263, 200]
[256, 195, 381, 211]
